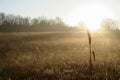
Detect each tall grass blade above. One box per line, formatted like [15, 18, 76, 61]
[87, 29, 92, 80]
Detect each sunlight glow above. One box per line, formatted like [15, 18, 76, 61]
[65, 4, 116, 31]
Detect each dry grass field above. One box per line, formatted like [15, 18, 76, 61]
[0, 31, 120, 80]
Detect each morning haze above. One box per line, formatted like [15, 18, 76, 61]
[0, 0, 120, 25]
[0, 0, 120, 80]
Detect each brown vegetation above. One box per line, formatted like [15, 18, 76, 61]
[0, 31, 120, 80]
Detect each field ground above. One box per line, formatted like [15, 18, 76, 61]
[0, 31, 120, 80]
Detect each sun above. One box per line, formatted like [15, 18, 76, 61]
[65, 4, 116, 31]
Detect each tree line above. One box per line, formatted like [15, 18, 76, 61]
[0, 12, 119, 32]
[0, 13, 72, 32]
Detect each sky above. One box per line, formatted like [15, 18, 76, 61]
[0, 0, 120, 26]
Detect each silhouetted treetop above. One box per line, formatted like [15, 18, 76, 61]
[0, 12, 119, 32]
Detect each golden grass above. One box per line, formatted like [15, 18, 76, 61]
[0, 31, 120, 80]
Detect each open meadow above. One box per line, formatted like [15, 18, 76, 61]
[1, 0, 120, 80]
[0, 31, 120, 80]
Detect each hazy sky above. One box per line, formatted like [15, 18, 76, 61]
[0, 0, 120, 25]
